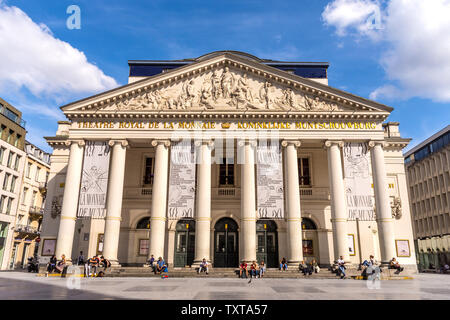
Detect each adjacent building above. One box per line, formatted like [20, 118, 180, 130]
[404, 126, 450, 270]
[0, 98, 27, 270]
[40, 51, 417, 272]
[9, 141, 50, 269]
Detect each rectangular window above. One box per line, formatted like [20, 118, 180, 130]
[0, 147, 5, 165]
[298, 157, 311, 186]
[1, 125, 6, 141]
[6, 197, 12, 214]
[21, 187, 28, 205]
[35, 167, 40, 182]
[0, 196, 5, 213]
[3, 173, 10, 190]
[31, 191, 37, 207]
[14, 155, 20, 171]
[7, 129, 14, 144]
[14, 134, 21, 148]
[10, 175, 16, 193]
[143, 157, 154, 185]
[26, 162, 31, 179]
[219, 158, 235, 186]
[7, 152, 14, 168]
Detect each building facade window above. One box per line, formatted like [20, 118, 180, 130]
[14, 155, 20, 171]
[7, 152, 14, 168]
[10, 175, 16, 193]
[219, 158, 234, 186]
[21, 187, 28, 205]
[7, 129, 14, 144]
[26, 162, 31, 179]
[5, 197, 12, 214]
[0, 147, 5, 165]
[0, 196, 5, 213]
[31, 191, 37, 207]
[35, 167, 40, 182]
[298, 157, 311, 186]
[14, 134, 21, 148]
[143, 157, 154, 185]
[3, 173, 10, 190]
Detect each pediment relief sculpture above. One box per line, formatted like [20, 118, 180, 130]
[90, 67, 356, 113]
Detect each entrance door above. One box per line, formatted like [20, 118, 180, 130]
[256, 220, 278, 268]
[174, 219, 195, 267]
[214, 218, 238, 267]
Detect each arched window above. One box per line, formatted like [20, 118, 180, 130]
[302, 218, 317, 230]
[136, 217, 150, 229]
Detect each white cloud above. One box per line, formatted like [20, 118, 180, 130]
[322, 0, 382, 37]
[322, 0, 450, 103]
[0, 3, 118, 97]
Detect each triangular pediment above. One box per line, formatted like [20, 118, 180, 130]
[61, 53, 393, 115]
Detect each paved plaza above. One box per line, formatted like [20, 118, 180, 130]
[0, 272, 449, 300]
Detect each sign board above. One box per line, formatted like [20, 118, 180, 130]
[168, 141, 196, 219]
[343, 142, 375, 221]
[257, 143, 284, 219]
[77, 141, 111, 219]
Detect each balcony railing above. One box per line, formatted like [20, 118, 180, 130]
[29, 206, 44, 215]
[300, 187, 330, 200]
[14, 224, 39, 234]
[124, 187, 153, 199]
[123, 187, 329, 201]
[213, 187, 240, 199]
[0, 104, 26, 128]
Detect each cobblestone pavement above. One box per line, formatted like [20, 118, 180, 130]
[0, 272, 449, 300]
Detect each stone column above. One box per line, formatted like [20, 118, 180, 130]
[370, 141, 396, 264]
[102, 140, 128, 266]
[148, 140, 170, 260]
[239, 139, 257, 263]
[282, 140, 303, 266]
[194, 140, 213, 263]
[325, 141, 350, 262]
[55, 140, 85, 261]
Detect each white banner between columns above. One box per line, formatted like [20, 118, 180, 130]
[257, 143, 285, 219]
[77, 141, 111, 219]
[168, 140, 196, 219]
[343, 142, 376, 221]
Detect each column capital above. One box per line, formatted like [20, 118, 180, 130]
[151, 139, 171, 147]
[65, 139, 85, 147]
[237, 139, 257, 147]
[324, 140, 344, 149]
[194, 139, 215, 147]
[281, 140, 301, 148]
[368, 140, 386, 149]
[108, 139, 129, 148]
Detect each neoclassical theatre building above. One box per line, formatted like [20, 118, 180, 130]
[40, 51, 416, 271]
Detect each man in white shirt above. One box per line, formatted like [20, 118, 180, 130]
[198, 258, 209, 275]
[337, 256, 346, 279]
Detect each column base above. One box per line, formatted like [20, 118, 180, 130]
[287, 260, 301, 267]
[109, 260, 121, 267]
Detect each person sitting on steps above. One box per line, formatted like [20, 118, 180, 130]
[337, 256, 346, 279]
[198, 258, 209, 275]
[389, 257, 404, 274]
[259, 261, 266, 278]
[299, 260, 312, 276]
[156, 257, 168, 275]
[239, 261, 248, 278]
[310, 258, 320, 273]
[279, 257, 288, 271]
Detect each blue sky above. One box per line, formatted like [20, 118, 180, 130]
[0, 0, 448, 152]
